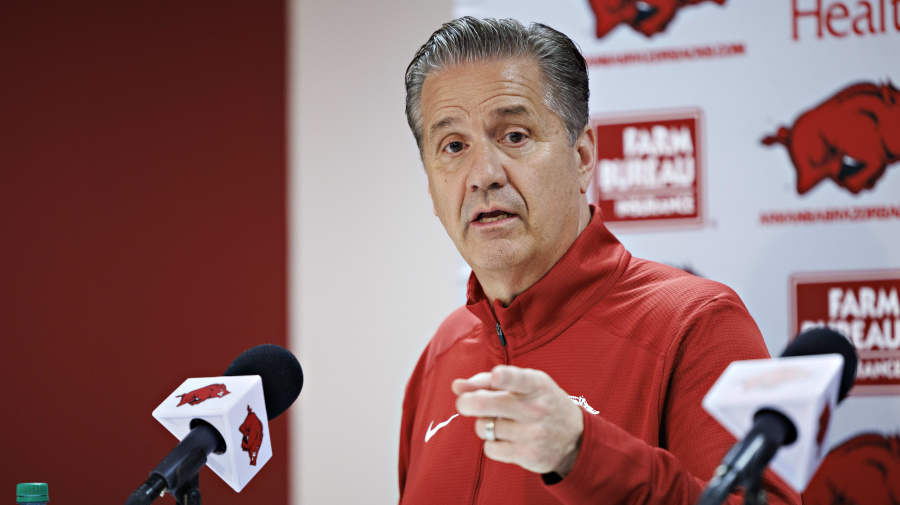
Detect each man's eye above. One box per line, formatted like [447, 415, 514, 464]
[444, 141, 464, 153]
[505, 132, 526, 144]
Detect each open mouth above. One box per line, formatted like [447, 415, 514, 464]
[474, 210, 516, 224]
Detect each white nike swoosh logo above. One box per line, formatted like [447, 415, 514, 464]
[425, 414, 459, 442]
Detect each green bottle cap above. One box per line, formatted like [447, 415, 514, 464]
[16, 483, 49, 503]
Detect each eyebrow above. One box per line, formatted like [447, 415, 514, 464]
[427, 106, 534, 140]
[428, 116, 459, 139]
[490, 105, 532, 121]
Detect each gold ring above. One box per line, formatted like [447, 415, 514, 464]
[485, 419, 496, 442]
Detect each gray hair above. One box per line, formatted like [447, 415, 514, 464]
[405, 17, 590, 155]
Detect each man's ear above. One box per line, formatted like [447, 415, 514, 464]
[575, 124, 596, 194]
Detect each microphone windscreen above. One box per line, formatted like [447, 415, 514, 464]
[782, 327, 858, 401]
[224, 344, 303, 420]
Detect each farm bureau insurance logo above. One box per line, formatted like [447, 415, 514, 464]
[763, 81, 900, 195]
[587, 0, 726, 38]
[592, 110, 703, 228]
[791, 270, 900, 396]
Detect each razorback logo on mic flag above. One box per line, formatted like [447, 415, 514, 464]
[592, 109, 704, 229]
[239, 405, 264, 466]
[791, 270, 900, 396]
[587, 0, 726, 38]
[802, 433, 900, 505]
[176, 383, 231, 406]
[815, 403, 831, 458]
[153, 375, 272, 492]
[763, 81, 900, 195]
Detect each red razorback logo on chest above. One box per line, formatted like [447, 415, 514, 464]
[763, 81, 900, 194]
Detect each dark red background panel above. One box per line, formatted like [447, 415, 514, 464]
[0, 2, 288, 503]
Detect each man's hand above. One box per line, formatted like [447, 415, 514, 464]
[452, 365, 584, 477]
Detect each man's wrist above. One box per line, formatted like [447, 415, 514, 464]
[553, 432, 583, 478]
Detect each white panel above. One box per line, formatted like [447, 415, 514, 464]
[290, 0, 457, 503]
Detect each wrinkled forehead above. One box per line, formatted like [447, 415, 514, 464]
[420, 57, 550, 132]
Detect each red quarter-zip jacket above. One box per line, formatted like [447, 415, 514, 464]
[398, 211, 799, 505]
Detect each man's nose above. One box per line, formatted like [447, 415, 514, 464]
[466, 141, 508, 191]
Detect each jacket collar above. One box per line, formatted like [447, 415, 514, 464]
[465, 207, 631, 358]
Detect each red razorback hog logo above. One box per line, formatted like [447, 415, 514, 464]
[763, 81, 900, 194]
[802, 433, 900, 505]
[239, 405, 264, 466]
[815, 403, 830, 457]
[587, 0, 726, 38]
[742, 366, 810, 391]
[176, 383, 231, 406]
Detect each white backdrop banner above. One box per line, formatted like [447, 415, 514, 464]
[453, 0, 899, 501]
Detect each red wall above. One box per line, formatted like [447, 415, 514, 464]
[0, 2, 288, 503]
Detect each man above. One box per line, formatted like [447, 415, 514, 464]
[398, 17, 799, 504]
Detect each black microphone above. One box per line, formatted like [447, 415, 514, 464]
[125, 344, 303, 505]
[697, 328, 858, 505]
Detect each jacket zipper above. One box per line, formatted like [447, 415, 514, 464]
[495, 322, 507, 347]
[496, 322, 510, 364]
[470, 453, 485, 505]
[472, 322, 510, 504]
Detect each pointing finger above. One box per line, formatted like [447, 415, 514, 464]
[489, 366, 548, 396]
[451, 372, 493, 395]
[456, 389, 524, 419]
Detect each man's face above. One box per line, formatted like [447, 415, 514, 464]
[420, 57, 594, 288]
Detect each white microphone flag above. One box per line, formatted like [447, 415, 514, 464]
[152, 375, 272, 492]
[702, 355, 843, 492]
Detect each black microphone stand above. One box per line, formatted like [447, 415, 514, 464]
[173, 475, 202, 505]
[126, 421, 225, 505]
[696, 409, 796, 505]
[697, 433, 770, 505]
[742, 472, 767, 505]
[125, 471, 203, 505]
